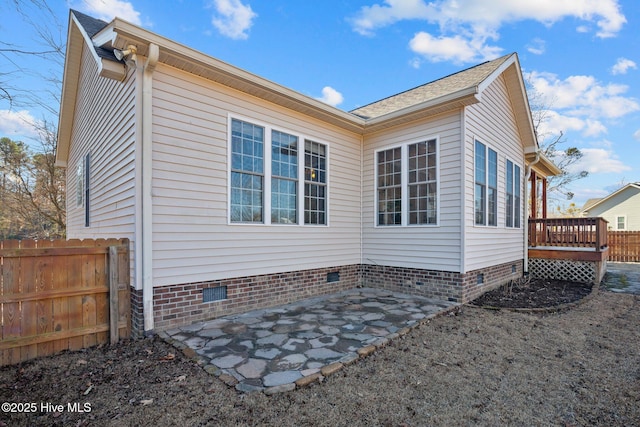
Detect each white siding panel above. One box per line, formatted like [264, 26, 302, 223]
[66, 43, 137, 240]
[362, 110, 463, 272]
[464, 75, 525, 271]
[151, 65, 361, 287]
[588, 187, 640, 230]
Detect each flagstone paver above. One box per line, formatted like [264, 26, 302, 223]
[161, 287, 458, 394]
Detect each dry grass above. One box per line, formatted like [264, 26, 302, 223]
[1, 290, 639, 426]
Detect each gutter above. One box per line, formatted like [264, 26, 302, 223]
[524, 150, 541, 274]
[142, 43, 159, 333]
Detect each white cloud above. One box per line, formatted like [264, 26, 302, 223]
[0, 110, 40, 139]
[350, 0, 433, 36]
[570, 147, 631, 174]
[527, 71, 640, 126]
[409, 32, 503, 64]
[634, 129, 640, 141]
[79, 0, 141, 25]
[316, 87, 344, 107]
[351, 0, 626, 38]
[527, 38, 546, 55]
[351, 0, 626, 63]
[210, 0, 257, 40]
[611, 58, 637, 75]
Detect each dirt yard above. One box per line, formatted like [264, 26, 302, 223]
[1, 282, 639, 426]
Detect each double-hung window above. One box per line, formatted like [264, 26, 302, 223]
[376, 139, 438, 226]
[377, 147, 402, 226]
[229, 117, 328, 226]
[506, 159, 521, 228]
[230, 119, 264, 223]
[304, 140, 327, 225]
[271, 131, 298, 224]
[475, 140, 497, 226]
[76, 153, 90, 227]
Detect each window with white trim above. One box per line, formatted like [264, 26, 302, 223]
[76, 154, 90, 227]
[304, 140, 327, 225]
[506, 159, 521, 228]
[376, 138, 438, 226]
[616, 215, 626, 230]
[271, 130, 298, 224]
[230, 119, 264, 223]
[475, 140, 497, 226]
[76, 161, 84, 208]
[229, 117, 328, 226]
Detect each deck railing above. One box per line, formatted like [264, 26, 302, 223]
[528, 217, 608, 251]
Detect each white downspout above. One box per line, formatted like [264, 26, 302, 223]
[142, 43, 159, 333]
[524, 150, 540, 274]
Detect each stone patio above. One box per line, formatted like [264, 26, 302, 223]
[159, 287, 459, 394]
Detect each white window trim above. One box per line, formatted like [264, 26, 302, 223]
[374, 136, 440, 228]
[616, 215, 627, 230]
[474, 139, 498, 227]
[227, 114, 330, 227]
[505, 157, 522, 229]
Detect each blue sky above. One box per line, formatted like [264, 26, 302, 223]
[1, 0, 638, 211]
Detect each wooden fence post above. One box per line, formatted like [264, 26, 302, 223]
[109, 246, 119, 345]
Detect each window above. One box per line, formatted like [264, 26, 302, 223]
[475, 141, 497, 226]
[304, 140, 327, 225]
[377, 147, 402, 226]
[230, 119, 264, 223]
[76, 161, 84, 207]
[271, 130, 298, 224]
[408, 140, 437, 225]
[228, 117, 328, 226]
[376, 139, 438, 226]
[506, 159, 521, 228]
[76, 154, 90, 226]
[616, 216, 626, 230]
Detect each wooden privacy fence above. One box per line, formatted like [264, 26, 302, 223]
[608, 231, 640, 262]
[1, 238, 130, 366]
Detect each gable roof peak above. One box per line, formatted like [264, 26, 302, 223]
[350, 53, 515, 120]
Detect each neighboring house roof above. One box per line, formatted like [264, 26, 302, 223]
[581, 198, 603, 212]
[56, 9, 549, 172]
[581, 182, 640, 214]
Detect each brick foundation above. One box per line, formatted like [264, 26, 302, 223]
[129, 260, 523, 336]
[361, 260, 523, 304]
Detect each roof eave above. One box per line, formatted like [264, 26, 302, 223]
[56, 12, 126, 167]
[524, 150, 562, 177]
[363, 87, 479, 134]
[102, 18, 365, 134]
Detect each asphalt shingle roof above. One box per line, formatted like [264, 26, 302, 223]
[350, 54, 512, 120]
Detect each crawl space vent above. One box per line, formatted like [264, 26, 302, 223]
[203, 285, 227, 302]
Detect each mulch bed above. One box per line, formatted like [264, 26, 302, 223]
[470, 277, 594, 309]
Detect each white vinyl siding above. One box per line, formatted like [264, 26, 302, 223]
[464, 74, 525, 271]
[66, 44, 137, 238]
[363, 111, 461, 272]
[584, 186, 640, 231]
[65, 43, 137, 286]
[151, 64, 360, 287]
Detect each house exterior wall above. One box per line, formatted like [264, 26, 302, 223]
[149, 64, 362, 289]
[586, 187, 640, 230]
[361, 110, 464, 273]
[463, 74, 526, 276]
[66, 44, 138, 267]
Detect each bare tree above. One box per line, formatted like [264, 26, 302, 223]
[0, 1, 66, 238]
[527, 80, 588, 202]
